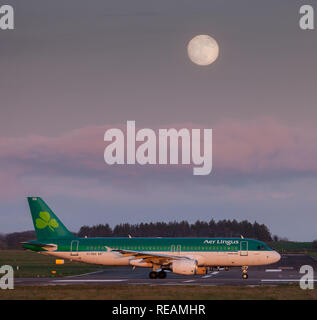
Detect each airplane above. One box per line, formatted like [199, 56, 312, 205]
[22, 197, 281, 279]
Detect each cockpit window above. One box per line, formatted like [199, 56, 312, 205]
[257, 245, 265, 250]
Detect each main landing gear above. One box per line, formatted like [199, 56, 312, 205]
[241, 266, 248, 279]
[149, 270, 167, 279]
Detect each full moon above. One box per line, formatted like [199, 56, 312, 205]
[187, 35, 219, 66]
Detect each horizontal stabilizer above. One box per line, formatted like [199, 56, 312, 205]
[21, 242, 58, 251]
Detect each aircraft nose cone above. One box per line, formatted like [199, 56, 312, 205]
[272, 251, 281, 263]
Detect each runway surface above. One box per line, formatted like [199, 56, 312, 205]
[15, 254, 317, 287]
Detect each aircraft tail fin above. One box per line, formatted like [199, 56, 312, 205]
[27, 197, 77, 240]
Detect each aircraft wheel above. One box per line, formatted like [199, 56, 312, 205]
[149, 271, 158, 279]
[242, 273, 248, 279]
[158, 271, 167, 279]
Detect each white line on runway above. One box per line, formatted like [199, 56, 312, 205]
[64, 270, 106, 278]
[265, 269, 282, 272]
[261, 279, 317, 282]
[183, 280, 195, 283]
[160, 283, 193, 286]
[211, 271, 219, 275]
[202, 275, 212, 278]
[53, 279, 127, 282]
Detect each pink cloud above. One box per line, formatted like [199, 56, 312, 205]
[214, 118, 317, 173]
[0, 118, 316, 200]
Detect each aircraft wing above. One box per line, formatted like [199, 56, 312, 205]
[107, 247, 190, 265]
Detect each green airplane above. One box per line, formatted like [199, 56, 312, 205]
[22, 197, 281, 279]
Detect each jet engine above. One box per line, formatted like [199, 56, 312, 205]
[171, 259, 198, 275]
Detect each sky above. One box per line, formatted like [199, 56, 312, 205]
[0, 0, 316, 240]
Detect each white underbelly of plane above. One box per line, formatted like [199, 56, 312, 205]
[45, 250, 275, 267]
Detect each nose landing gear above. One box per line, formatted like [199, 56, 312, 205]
[241, 266, 248, 279]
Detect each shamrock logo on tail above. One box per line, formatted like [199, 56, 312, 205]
[36, 212, 59, 231]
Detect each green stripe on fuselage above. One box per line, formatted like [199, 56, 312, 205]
[24, 237, 273, 252]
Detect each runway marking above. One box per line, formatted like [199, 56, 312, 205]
[53, 279, 127, 283]
[261, 279, 317, 282]
[202, 272, 218, 278]
[159, 283, 194, 286]
[265, 269, 282, 272]
[183, 280, 195, 283]
[64, 270, 106, 278]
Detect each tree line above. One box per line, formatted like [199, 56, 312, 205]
[77, 219, 272, 241]
[0, 219, 273, 249]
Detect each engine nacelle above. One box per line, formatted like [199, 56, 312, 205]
[171, 259, 198, 275]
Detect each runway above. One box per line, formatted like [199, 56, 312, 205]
[15, 254, 317, 287]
